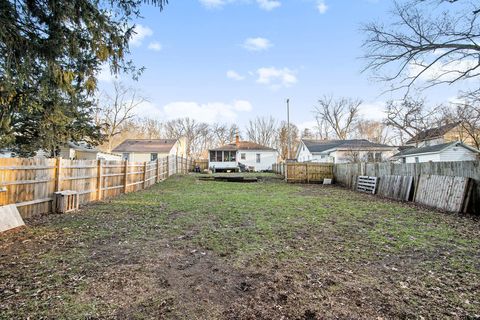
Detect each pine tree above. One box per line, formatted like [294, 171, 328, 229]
[0, 0, 168, 156]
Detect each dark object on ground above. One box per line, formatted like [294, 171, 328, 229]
[197, 176, 258, 183]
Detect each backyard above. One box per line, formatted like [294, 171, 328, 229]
[1, 173, 479, 319]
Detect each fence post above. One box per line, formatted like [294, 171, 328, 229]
[166, 156, 170, 177]
[97, 159, 103, 201]
[143, 161, 147, 189]
[176, 156, 179, 174]
[156, 158, 160, 183]
[123, 160, 129, 194]
[306, 163, 309, 184]
[55, 157, 62, 192]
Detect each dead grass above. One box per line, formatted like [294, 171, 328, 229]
[1, 174, 479, 319]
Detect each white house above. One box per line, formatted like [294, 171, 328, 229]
[112, 138, 187, 162]
[209, 136, 278, 172]
[59, 142, 122, 161]
[296, 139, 398, 164]
[391, 141, 480, 163]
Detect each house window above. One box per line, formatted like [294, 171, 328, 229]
[223, 151, 236, 162]
[256, 153, 261, 163]
[241, 153, 246, 160]
[122, 153, 129, 161]
[374, 152, 382, 162]
[367, 152, 374, 162]
[210, 151, 216, 162]
[216, 151, 223, 162]
[150, 153, 158, 161]
[415, 157, 419, 163]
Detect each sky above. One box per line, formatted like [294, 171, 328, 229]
[97, 0, 468, 131]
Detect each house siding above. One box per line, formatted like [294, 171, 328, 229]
[239, 150, 277, 171]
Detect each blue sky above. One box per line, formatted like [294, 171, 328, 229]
[97, 0, 466, 130]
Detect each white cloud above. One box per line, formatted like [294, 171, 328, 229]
[198, 0, 280, 10]
[256, 0, 281, 10]
[359, 101, 385, 121]
[199, 0, 226, 8]
[256, 67, 298, 89]
[243, 37, 272, 51]
[129, 24, 153, 47]
[147, 41, 162, 52]
[226, 70, 245, 80]
[408, 58, 478, 82]
[317, 0, 328, 14]
[162, 100, 252, 123]
[97, 64, 119, 83]
[136, 101, 164, 119]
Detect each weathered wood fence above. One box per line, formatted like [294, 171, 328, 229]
[335, 161, 480, 214]
[0, 156, 193, 218]
[273, 162, 334, 183]
[273, 161, 480, 214]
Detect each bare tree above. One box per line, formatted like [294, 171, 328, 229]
[363, 0, 480, 94]
[384, 97, 440, 145]
[354, 119, 393, 144]
[276, 121, 299, 160]
[96, 82, 146, 152]
[245, 116, 278, 148]
[313, 96, 362, 140]
[444, 93, 480, 148]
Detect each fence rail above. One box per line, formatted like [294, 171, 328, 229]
[273, 160, 480, 214]
[273, 162, 333, 183]
[0, 155, 193, 218]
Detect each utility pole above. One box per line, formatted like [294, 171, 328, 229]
[286, 98, 291, 160]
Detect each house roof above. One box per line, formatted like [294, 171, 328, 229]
[210, 141, 276, 151]
[405, 122, 460, 144]
[302, 139, 395, 154]
[392, 141, 480, 158]
[112, 139, 178, 153]
[67, 141, 99, 153]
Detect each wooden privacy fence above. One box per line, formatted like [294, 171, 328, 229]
[334, 161, 480, 214]
[0, 155, 193, 219]
[273, 162, 334, 183]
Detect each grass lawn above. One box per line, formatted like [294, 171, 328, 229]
[1, 174, 479, 319]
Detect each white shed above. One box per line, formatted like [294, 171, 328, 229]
[392, 141, 480, 163]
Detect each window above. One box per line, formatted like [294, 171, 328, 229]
[210, 151, 216, 162]
[367, 152, 374, 162]
[216, 151, 223, 162]
[415, 157, 419, 163]
[241, 153, 246, 160]
[224, 151, 236, 162]
[122, 153, 129, 161]
[150, 153, 158, 161]
[374, 152, 382, 162]
[256, 153, 261, 163]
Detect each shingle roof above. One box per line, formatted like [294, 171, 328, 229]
[302, 139, 394, 153]
[112, 139, 178, 153]
[405, 122, 460, 144]
[393, 141, 479, 157]
[210, 141, 276, 151]
[67, 141, 99, 153]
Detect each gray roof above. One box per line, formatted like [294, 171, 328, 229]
[405, 122, 460, 144]
[113, 139, 178, 153]
[67, 141, 99, 153]
[393, 141, 480, 157]
[302, 139, 394, 154]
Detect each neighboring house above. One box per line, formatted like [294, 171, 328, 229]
[405, 122, 478, 148]
[0, 149, 13, 158]
[209, 136, 278, 172]
[391, 141, 480, 163]
[112, 138, 187, 162]
[296, 139, 398, 164]
[59, 142, 122, 161]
